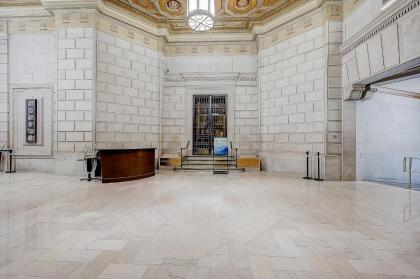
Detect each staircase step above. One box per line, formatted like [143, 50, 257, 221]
[182, 160, 236, 163]
[174, 167, 245, 172]
[174, 154, 244, 172]
[184, 156, 235, 159]
[182, 162, 236, 167]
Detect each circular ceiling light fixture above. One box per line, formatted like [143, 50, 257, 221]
[187, 0, 215, 31]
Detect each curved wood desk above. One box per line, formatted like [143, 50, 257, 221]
[99, 148, 155, 183]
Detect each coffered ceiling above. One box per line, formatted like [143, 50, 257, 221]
[104, 0, 305, 33]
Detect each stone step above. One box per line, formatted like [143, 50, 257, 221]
[174, 166, 245, 172]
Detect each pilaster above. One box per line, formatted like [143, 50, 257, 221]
[0, 22, 8, 148]
[55, 11, 96, 154]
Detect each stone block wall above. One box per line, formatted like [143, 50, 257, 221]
[161, 84, 186, 154]
[259, 22, 342, 179]
[161, 54, 259, 156]
[56, 27, 95, 153]
[9, 33, 57, 85]
[234, 84, 259, 155]
[0, 31, 7, 148]
[341, 1, 420, 180]
[259, 25, 327, 174]
[165, 55, 257, 73]
[356, 93, 420, 185]
[325, 21, 343, 180]
[6, 32, 58, 172]
[96, 31, 160, 149]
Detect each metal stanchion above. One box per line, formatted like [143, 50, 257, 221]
[404, 157, 413, 190]
[303, 151, 311, 179]
[313, 152, 323, 181]
[4, 150, 15, 173]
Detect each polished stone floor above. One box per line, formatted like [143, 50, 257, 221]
[0, 171, 420, 279]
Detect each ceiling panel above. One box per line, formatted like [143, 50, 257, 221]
[105, 0, 306, 33]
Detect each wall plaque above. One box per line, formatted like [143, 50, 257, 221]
[25, 99, 37, 144]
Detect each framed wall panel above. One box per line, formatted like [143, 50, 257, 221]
[11, 85, 53, 157]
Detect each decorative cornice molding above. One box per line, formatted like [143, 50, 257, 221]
[257, 0, 342, 50]
[96, 12, 159, 50]
[7, 17, 55, 34]
[40, 0, 97, 10]
[163, 41, 258, 56]
[0, 5, 52, 18]
[340, 0, 420, 56]
[164, 72, 258, 82]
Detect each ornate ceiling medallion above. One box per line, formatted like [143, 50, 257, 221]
[158, 0, 184, 16]
[167, 0, 181, 10]
[187, 0, 215, 31]
[226, 0, 257, 15]
[236, 0, 250, 9]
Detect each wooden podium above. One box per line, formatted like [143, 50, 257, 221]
[98, 148, 155, 183]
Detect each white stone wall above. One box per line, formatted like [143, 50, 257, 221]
[9, 33, 57, 85]
[161, 84, 186, 154]
[343, 0, 385, 41]
[166, 55, 257, 73]
[234, 84, 259, 155]
[325, 22, 343, 180]
[341, 3, 420, 180]
[356, 93, 420, 185]
[6, 32, 57, 172]
[259, 25, 327, 174]
[0, 33, 7, 148]
[161, 55, 259, 156]
[96, 31, 160, 149]
[57, 27, 95, 153]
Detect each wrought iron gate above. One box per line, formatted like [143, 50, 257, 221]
[193, 95, 227, 155]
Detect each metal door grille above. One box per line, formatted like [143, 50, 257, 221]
[193, 95, 227, 155]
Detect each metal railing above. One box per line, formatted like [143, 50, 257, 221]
[403, 157, 420, 189]
[180, 141, 190, 167]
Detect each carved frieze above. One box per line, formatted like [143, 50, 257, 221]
[163, 42, 257, 56]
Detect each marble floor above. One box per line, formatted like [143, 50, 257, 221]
[0, 171, 420, 279]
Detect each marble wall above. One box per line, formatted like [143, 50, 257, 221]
[259, 22, 343, 179]
[342, 1, 420, 98]
[96, 31, 160, 150]
[356, 93, 420, 185]
[56, 27, 95, 153]
[0, 32, 8, 148]
[55, 27, 95, 174]
[7, 32, 57, 172]
[161, 55, 259, 156]
[341, 0, 420, 180]
[9, 33, 57, 85]
[343, 0, 389, 41]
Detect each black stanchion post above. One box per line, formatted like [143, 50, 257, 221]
[303, 151, 311, 179]
[314, 152, 324, 181]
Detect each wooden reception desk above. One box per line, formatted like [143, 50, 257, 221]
[99, 148, 155, 183]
